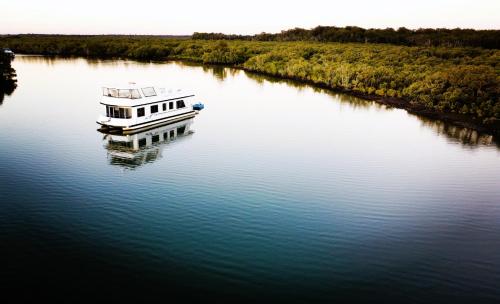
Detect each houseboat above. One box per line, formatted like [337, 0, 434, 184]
[100, 118, 194, 169]
[97, 83, 203, 133]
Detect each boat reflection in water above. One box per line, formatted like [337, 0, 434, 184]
[99, 118, 194, 169]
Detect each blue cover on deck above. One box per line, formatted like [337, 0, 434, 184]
[193, 103, 204, 110]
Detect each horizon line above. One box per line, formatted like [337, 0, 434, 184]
[1, 25, 499, 36]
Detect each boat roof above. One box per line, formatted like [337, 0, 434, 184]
[102, 82, 163, 90]
[101, 82, 193, 105]
[102, 82, 191, 95]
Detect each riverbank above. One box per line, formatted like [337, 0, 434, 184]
[233, 66, 500, 137]
[1, 36, 498, 135]
[362, 94, 498, 135]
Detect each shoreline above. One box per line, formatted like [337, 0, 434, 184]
[14, 53, 500, 138]
[168, 56, 499, 137]
[234, 65, 500, 138]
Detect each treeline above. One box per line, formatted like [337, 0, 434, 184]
[193, 26, 500, 49]
[0, 35, 184, 60]
[0, 52, 15, 81]
[0, 35, 498, 132]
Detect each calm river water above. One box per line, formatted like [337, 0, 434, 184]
[1, 56, 500, 302]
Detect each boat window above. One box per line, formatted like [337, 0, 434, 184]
[152, 135, 160, 143]
[170, 130, 175, 138]
[107, 88, 118, 97]
[169, 102, 174, 110]
[118, 89, 130, 98]
[137, 107, 145, 117]
[151, 105, 158, 114]
[142, 87, 157, 97]
[103, 87, 141, 99]
[138, 138, 147, 148]
[162, 103, 166, 111]
[106, 106, 132, 118]
[176, 100, 185, 109]
[177, 126, 186, 135]
[163, 132, 168, 140]
[130, 89, 141, 99]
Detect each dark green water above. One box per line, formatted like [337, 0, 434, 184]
[1, 56, 499, 303]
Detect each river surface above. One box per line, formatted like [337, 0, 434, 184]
[1, 56, 500, 302]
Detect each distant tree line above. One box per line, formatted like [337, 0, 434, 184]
[193, 26, 500, 49]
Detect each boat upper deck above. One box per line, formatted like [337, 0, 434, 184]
[101, 83, 194, 107]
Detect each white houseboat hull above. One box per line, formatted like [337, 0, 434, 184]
[97, 110, 198, 133]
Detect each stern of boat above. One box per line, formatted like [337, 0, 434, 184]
[97, 114, 112, 126]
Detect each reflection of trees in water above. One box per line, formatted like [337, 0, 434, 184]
[201, 64, 239, 81]
[243, 70, 379, 110]
[203, 65, 227, 81]
[174, 61, 238, 82]
[11, 54, 60, 66]
[242, 69, 498, 147]
[194, 61, 499, 147]
[0, 79, 17, 105]
[0, 52, 17, 105]
[15, 55, 157, 69]
[419, 117, 498, 148]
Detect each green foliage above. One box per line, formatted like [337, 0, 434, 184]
[0, 35, 498, 126]
[201, 41, 250, 64]
[0, 51, 16, 82]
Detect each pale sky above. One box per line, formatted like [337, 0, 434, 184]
[1, 0, 499, 35]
